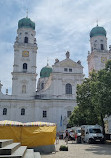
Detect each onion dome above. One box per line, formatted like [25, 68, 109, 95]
[90, 25, 106, 38]
[18, 17, 35, 30]
[40, 65, 52, 78]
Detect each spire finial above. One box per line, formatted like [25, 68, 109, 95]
[96, 19, 98, 26]
[26, 9, 28, 18]
[47, 57, 49, 66]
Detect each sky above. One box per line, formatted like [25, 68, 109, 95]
[0, 0, 111, 94]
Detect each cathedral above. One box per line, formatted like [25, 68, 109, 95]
[0, 16, 111, 132]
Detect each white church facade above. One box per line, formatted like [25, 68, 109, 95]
[0, 17, 111, 132]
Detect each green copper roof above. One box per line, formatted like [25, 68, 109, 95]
[90, 25, 106, 38]
[40, 65, 52, 78]
[18, 17, 35, 30]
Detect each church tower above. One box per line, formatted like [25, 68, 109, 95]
[87, 25, 111, 73]
[12, 17, 37, 97]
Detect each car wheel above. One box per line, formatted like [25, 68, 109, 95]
[88, 139, 93, 144]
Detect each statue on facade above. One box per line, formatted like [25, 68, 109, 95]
[77, 60, 81, 65]
[66, 51, 70, 58]
[55, 58, 59, 64]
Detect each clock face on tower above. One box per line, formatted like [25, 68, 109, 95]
[22, 51, 29, 57]
[101, 57, 107, 63]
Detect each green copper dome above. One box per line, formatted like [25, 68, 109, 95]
[40, 65, 52, 78]
[18, 17, 35, 30]
[90, 25, 106, 38]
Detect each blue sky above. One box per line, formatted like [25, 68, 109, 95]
[0, 0, 111, 94]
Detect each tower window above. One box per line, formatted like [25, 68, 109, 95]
[23, 63, 27, 71]
[101, 44, 104, 50]
[43, 110, 47, 118]
[67, 111, 71, 117]
[3, 108, 7, 115]
[64, 68, 67, 72]
[41, 83, 44, 90]
[21, 108, 25, 115]
[24, 37, 28, 43]
[22, 85, 26, 93]
[66, 83, 72, 94]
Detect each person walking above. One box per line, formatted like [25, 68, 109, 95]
[56, 132, 59, 144]
[65, 130, 69, 145]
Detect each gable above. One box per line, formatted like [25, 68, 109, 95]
[57, 59, 82, 68]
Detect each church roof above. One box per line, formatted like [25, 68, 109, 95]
[18, 17, 35, 30]
[54, 58, 83, 68]
[90, 25, 106, 38]
[40, 65, 52, 78]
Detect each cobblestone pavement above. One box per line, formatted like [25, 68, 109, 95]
[41, 140, 111, 158]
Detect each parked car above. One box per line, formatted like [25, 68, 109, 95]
[71, 127, 81, 143]
[104, 115, 111, 140]
[81, 125, 104, 144]
[74, 127, 81, 143]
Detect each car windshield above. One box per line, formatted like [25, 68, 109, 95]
[77, 130, 81, 133]
[89, 128, 101, 133]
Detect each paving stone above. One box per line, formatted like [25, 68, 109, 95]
[41, 140, 111, 158]
[24, 149, 34, 158]
[34, 152, 41, 158]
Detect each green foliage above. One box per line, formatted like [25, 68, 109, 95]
[105, 60, 111, 71]
[69, 61, 111, 134]
[59, 145, 68, 151]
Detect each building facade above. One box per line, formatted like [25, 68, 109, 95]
[87, 24, 111, 73]
[0, 17, 84, 132]
[0, 17, 110, 132]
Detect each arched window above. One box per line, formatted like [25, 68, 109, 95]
[24, 37, 28, 43]
[23, 63, 27, 70]
[3, 108, 7, 115]
[67, 111, 71, 117]
[66, 83, 72, 94]
[101, 44, 104, 50]
[41, 83, 44, 90]
[21, 108, 25, 115]
[22, 85, 26, 93]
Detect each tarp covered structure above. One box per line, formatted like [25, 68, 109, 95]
[0, 120, 56, 147]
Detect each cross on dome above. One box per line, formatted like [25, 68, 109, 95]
[26, 9, 28, 18]
[96, 19, 98, 26]
[47, 57, 49, 66]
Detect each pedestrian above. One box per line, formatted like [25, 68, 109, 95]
[65, 130, 69, 145]
[56, 131, 59, 144]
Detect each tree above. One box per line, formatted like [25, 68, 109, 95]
[69, 60, 111, 136]
[68, 106, 87, 127]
